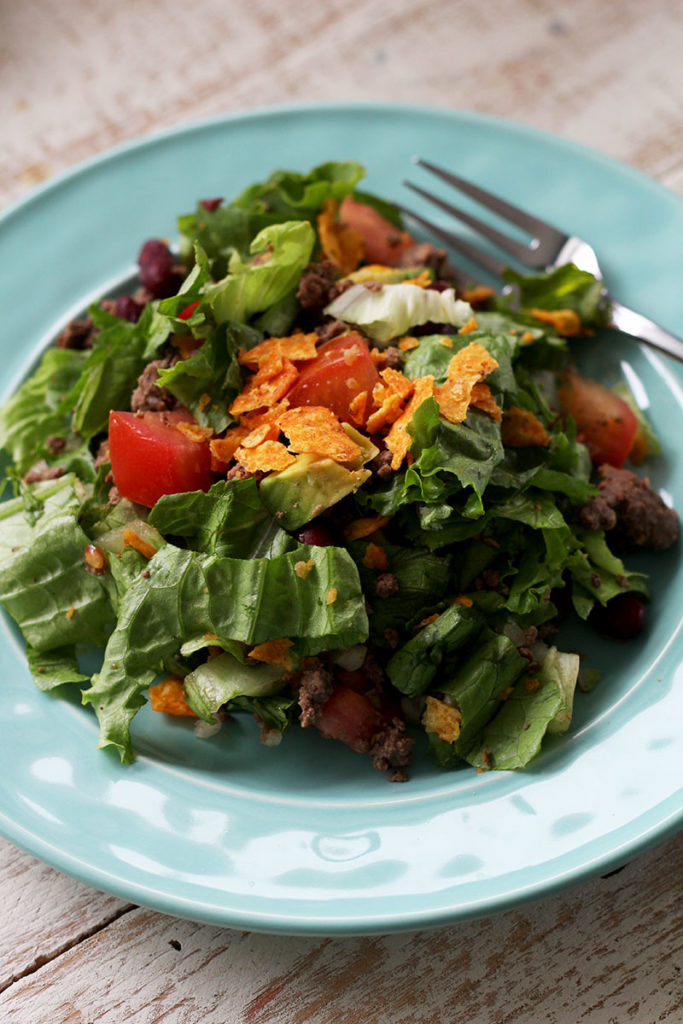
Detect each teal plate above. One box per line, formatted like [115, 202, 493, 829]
[0, 104, 681, 935]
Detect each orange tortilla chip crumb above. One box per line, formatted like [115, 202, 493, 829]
[294, 559, 315, 579]
[458, 316, 479, 335]
[123, 528, 157, 561]
[239, 333, 318, 368]
[326, 588, 338, 605]
[416, 613, 439, 630]
[234, 440, 297, 473]
[470, 382, 503, 421]
[230, 351, 299, 416]
[422, 695, 462, 743]
[362, 542, 389, 571]
[317, 199, 365, 276]
[520, 330, 536, 344]
[348, 390, 369, 426]
[240, 422, 280, 448]
[343, 515, 391, 541]
[175, 421, 214, 443]
[209, 427, 251, 466]
[65, 606, 75, 619]
[439, 337, 454, 348]
[398, 336, 420, 352]
[402, 269, 432, 288]
[365, 368, 415, 434]
[434, 342, 499, 425]
[501, 406, 551, 447]
[248, 638, 294, 670]
[385, 374, 435, 469]
[453, 595, 474, 608]
[277, 406, 361, 463]
[149, 676, 198, 718]
[528, 308, 582, 337]
[173, 334, 202, 360]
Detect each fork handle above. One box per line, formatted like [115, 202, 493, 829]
[608, 298, 683, 364]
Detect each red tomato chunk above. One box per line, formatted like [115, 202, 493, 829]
[315, 686, 384, 753]
[285, 332, 381, 423]
[338, 196, 415, 265]
[558, 370, 638, 468]
[109, 409, 213, 508]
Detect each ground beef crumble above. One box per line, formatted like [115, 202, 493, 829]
[369, 717, 414, 779]
[56, 316, 96, 350]
[296, 260, 340, 311]
[297, 662, 334, 728]
[130, 355, 178, 414]
[578, 464, 678, 550]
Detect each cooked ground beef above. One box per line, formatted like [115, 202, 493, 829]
[374, 572, 399, 598]
[394, 241, 457, 284]
[383, 346, 401, 369]
[370, 447, 394, 480]
[130, 356, 178, 414]
[56, 316, 96, 350]
[296, 260, 339, 311]
[298, 663, 334, 727]
[46, 436, 66, 455]
[315, 318, 351, 345]
[369, 717, 414, 776]
[578, 464, 678, 550]
[23, 462, 65, 484]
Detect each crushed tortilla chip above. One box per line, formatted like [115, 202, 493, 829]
[175, 421, 214, 443]
[416, 613, 439, 630]
[501, 406, 551, 447]
[172, 334, 202, 360]
[520, 330, 536, 345]
[369, 347, 386, 365]
[317, 199, 365, 275]
[470, 382, 503, 421]
[385, 374, 435, 469]
[461, 284, 494, 306]
[402, 269, 432, 288]
[234, 440, 297, 473]
[439, 337, 454, 348]
[326, 588, 338, 605]
[422, 695, 462, 743]
[458, 316, 479, 335]
[239, 403, 289, 431]
[528, 308, 582, 336]
[348, 390, 369, 426]
[123, 528, 157, 561]
[434, 342, 499, 424]
[365, 367, 415, 434]
[65, 606, 75, 620]
[277, 406, 361, 463]
[230, 350, 299, 416]
[294, 559, 315, 579]
[362, 542, 389, 571]
[343, 515, 391, 541]
[198, 392, 211, 412]
[149, 677, 198, 718]
[247, 637, 294, 670]
[240, 422, 280, 448]
[452, 595, 474, 608]
[209, 427, 251, 466]
[239, 333, 318, 368]
[398, 335, 420, 352]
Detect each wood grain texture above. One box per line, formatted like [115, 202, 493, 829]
[0, 835, 681, 1023]
[0, 838, 132, 995]
[3, 0, 683, 209]
[1, 1, 682, 1021]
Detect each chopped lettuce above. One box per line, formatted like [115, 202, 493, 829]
[324, 283, 473, 343]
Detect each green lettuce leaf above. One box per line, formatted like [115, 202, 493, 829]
[206, 221, 315, 325]
[386, 602, 484, 697]
[500, 263, 608, 326]
[25, 643, 89, 692]
[324, 283, 473, 343]
[82, 542, 368, 761]
[184, 650, 287, 721]
[0, 348, 89, 473]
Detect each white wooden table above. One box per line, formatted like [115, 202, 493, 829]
[2, 1, 682, 1020]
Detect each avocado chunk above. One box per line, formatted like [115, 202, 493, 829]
[260, 453, 371, 530]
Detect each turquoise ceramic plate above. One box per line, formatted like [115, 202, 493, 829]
[0, 104, 681, 936]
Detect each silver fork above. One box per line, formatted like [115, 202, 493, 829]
[400, 157, 683, 364]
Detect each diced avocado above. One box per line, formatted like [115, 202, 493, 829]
[345, 264, 430, 284]
[260, 453, 371, 530]
[341, 424, 379, 469]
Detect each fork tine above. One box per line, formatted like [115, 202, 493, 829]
[413, 157, 565, 243]
[403, 180, 539, 267]
[393, 202, 507, 282]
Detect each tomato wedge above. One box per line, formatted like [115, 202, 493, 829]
[285, 332, 381, 423]
[109, 409, 213, 508]
[315, 686, 384, 753]
[339, 196, 415, 265]
[558, 370, 638, 468]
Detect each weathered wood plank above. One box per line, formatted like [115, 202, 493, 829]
[0, 838, 132, 994]
[1, 835, 680, 1023]
[3, 0, 683, 208]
